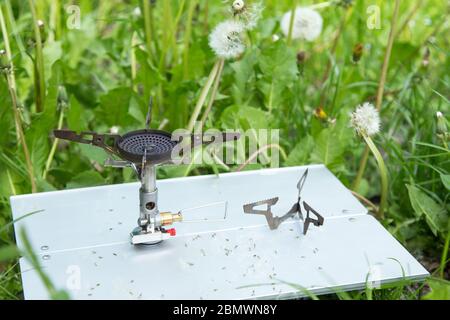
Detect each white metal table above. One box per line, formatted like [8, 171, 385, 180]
[11, 165, 429, 299]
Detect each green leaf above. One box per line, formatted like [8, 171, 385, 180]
[50, 290, 71, 300]
[43, 60, 64, 118]
[310, 111, 353, 171]
[355, 178, 370, 197]
[67, 171, 105, 189]
[220, 105, 269, 130]
[78, 144, 109, 164]
[257, 41, 298, 110]
[128, 95, 145, 125]
[0, 245, 20, 262]
[33, 134, 50, 174]
[35, 177, 57, 192]
[258, 41, 297, 80]
[406, 184, 448, 236]
[95, 87, 138, 127]
[67, 96, 85, 132]
[43, 41, 63, 83]
[184, 38, 207, 80]
[390, 42, 418, 67]
[230, 49, 258, 104]
[238, 106, 269, 129]
[285, 135, 315, 166]
[311, 128, 345, 169]
[0, 79, 14, 147]
[440, 174, 450, 191]
[65, 19, 97, 68]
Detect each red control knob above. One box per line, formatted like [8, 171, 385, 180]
[167, 228, 176, 236]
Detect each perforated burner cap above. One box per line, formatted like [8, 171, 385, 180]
[117, 129, 177, 164]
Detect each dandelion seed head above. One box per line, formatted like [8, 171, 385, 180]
[243, 2, 264, 30]
[436, 111, 447, 135]
[110, 126, 120, 134]
[350, 102, 381, 137]
[280, 8, 323, 41]
[209, 20, 245, 59]
[231, 1, 263, 30]
[133, 7, 141, 17]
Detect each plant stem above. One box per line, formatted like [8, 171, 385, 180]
[5, 0, 26, 57]
[376, 0, 400, 111]
[183, 147, 202, 177]
[351, 190, 378, 212]
[212, 151, 230, 171]
[363, 135, 388, 220]
[308, 1, 332, 10]
[183, 0, 198, 79]
[0, 4, 19, 141]
[187, 59, 221, 132]
[286, 0, 297, 45]
[394, 0, 422, 39]
[28, 0, 46, 113]
[1, 5, 37, 193]
[20, 228, 69, 299]
[352, 146, 369, 190]
[130, 32, 138, 92]
[49, 0, 61, 41]
[172, 0, 186, 64]
[200, 58, 225, 127]
[235, 144, 288, 172]
[42, 106, 64, 179]
[353, 0, 400, 192]
[203, 0, 209, 34]
[158, 0, 174, 73]
[96, 0, 109, 34]
[142, 0, 153, 57]
[318, 9, 350, 107]
[6, 170, 17, 195]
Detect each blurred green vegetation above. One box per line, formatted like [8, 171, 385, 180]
[0, 0, 448, 299]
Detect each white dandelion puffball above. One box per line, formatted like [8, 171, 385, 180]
[133, 7, 141, 17]
[232, 0, 245, 12]
[209, 20, 245, 59]
[231, 0, 264, 31]
[242, 2, 264, 30]
[350, 103, 381, 137]
[280, 8, 323, 41]
[110, 126, 120, 134]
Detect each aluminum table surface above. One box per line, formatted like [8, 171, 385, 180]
[10, 165, 429, 299]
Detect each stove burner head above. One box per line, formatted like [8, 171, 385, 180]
[117, 129, 177, 164]
[53, 128, 240, 167]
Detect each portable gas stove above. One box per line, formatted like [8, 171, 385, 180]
[54, 101, 239, 245]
